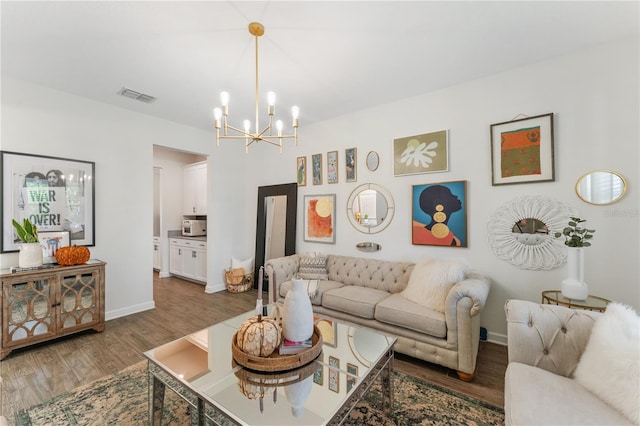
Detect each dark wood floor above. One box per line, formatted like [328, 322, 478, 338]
[0, 273, 507, 420]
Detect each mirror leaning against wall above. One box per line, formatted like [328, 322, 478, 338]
[346, 183, 395, 234]
[575, 170, 627, 205]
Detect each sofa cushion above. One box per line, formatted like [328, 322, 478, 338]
[505, 362, 633, 425]
[400, 257, 469, 313]
[573, 302, 639, 424]
[298, 252, 329, 280]
[279, 279, 343, 306]
[322, 286, 390, 319]
[375, 294, 446, 338]
[326, 255, 414, 293]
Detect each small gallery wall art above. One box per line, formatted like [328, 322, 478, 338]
[393, 130, 448, 176]
[312, 153, 322, 185]
[40, 230, 70, 264]
[490, 113, 554, 185]
[412, 180, 467, 247]
[327, 150, 338, 184]
[345, 147, 357, 182]
[304, 194, 336, 243]
[296, 156, 307, 186]
[328, 356, 340, 393]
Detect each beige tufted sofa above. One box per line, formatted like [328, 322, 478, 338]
[504, 299, 633, 425]
[265, 254, 490, 380]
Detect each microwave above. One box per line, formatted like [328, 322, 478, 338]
[182, 219, 206, 237]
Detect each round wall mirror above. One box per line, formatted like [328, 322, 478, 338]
[487, 195, 577, 270]
[366, 151, 379, 171]
[576, 170, 627, 205]
[346, 183, 394, 234]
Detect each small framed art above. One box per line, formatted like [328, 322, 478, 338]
[314, 317, 337, 347]
[346, 363, 358, 392]
[412, 180, 467, 247]
[296, 156, 307, 186]
[490, 113, 554, 185]
[303, 194, 336, 244]
[327, 150, 338, 184]
[393, 130, 448, 176]
[40, 231, 70, 263]
[345, 148, 357, 182]
[328, 356, 340, 393]
[312, 153, 322, 185]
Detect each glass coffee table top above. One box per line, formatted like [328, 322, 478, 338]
[144, 306, 396, 425]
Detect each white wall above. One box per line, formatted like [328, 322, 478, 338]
[1, 38, 637, 343]
[0, 77, 248, 319]
[244, 38, 639, 342]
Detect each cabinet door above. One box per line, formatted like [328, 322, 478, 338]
[182, 249, 198, 279]
[59, 270, 100, 331]
[169, 244, 183, 275]
[153, 237, 161, 270]
[194, 164, 207, 215]
[2, 276, 56, 347]
[183, 165, 198, 215]
[195, 249, 207, 282]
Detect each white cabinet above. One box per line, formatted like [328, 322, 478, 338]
[153, 236, 161, 270]
[169, 238, 207, 283]
[183, 162, 207, 215]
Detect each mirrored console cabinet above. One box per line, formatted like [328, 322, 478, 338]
[0, 259, 105, 360]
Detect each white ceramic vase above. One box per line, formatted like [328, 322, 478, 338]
[561, 247, 589, 301]
[18, 242, 43, 268]
[281, 278, 314, 342]
[284, 374, 313, 417]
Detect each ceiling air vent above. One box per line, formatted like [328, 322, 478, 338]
[117, 87, 157, 103]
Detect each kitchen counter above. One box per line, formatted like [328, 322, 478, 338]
[168, 230, 206, 242]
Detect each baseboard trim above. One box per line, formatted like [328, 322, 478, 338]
[487, 331, 507, 346]
[158, 271, 171, 278]
[106, 301, 155, 321]
[205, 283, 226, 294]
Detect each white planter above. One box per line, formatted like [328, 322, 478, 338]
[281, 278, 314, 342]
[561, 247, 589, 301]
[18, 242, 43, 268]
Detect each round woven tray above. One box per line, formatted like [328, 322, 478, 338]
[232, 325, 323, 372]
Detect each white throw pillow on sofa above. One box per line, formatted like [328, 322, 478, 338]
[298, 252, 328, 280]
[231, 256, 254, 274]
[400, 258, 469, 313]
[574, 302, 640, 424]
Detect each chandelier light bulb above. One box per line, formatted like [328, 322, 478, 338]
[276, 120, 283, 136]
[213, 108, 222, 120]
[291, 106, 299, 119]
[267, 91, 276, 106]
[243, 120, 251, 133]
[220, 91, 230, 106]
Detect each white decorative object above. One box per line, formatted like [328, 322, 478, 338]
[574, 303, 640, 424]
[281, 278, 314, 342]
[487, 195, 577, 270]
[18, 243, 43, 268]
[285, 374, 313, 417]
[561, 247, 589, 300]
[401, 257, 470, 313]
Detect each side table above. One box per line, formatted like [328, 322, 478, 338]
[541, 290, 610, 312]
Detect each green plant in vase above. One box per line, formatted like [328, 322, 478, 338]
[12, 218, 39, 243]
[554, 217, 595, 247]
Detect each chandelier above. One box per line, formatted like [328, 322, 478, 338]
[213, 22, 299, 154]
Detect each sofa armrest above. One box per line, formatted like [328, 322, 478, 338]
[444, 272, 490, 375]
[504, 299, 600, 378]
[264, 254, 300, 304]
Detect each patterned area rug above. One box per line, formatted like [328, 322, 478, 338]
[15, 361, 503, 425]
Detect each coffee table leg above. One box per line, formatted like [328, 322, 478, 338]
[381, 349, 394, 415]
[189, 397, 205, 425]
[150, 373, 166, 425]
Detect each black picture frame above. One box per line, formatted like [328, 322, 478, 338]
[1, 151, 95, 252]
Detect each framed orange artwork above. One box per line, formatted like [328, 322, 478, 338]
[303, 194, 336, 244]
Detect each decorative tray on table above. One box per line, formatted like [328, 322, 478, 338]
[232, 325, 323, 372]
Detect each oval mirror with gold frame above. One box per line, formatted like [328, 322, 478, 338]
[346, 183, 394, 234]
[575, 170, 627, 205]
[487, 195, 577, 270]
[366, 151, 379, 171]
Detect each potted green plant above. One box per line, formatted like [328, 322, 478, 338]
[555, 217, 595, 300]
[554, 217, 595, 247]
[12, 218, 43, 268]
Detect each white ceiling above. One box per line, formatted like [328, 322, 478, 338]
[2, 1, 638, 132]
